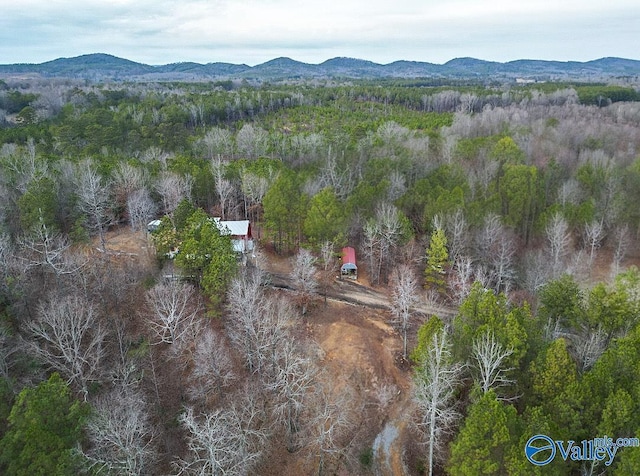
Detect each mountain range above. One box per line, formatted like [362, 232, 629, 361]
[1, 53, 639, 81]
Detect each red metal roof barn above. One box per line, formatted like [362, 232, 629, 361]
[341, 246, 357, 279]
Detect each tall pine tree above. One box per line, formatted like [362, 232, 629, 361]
[0, 373, 88, 475]
[448, 389, 517, 476]
[425, 227, 449, 295]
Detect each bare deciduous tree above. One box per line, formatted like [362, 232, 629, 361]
[226, 270, 265, 370]
[317, 148, 353, 200]
[1, 138, 47, 194]
[583, 220, 605, 267]
[289, 132, 325, 165]
[200, 126, 234, 159]
[109, 317, 144, 391]
[306, 385, 354, 476]
[0, 231, 16, 361]
[611, 224, 630, 277]
[25, 293, 106, 399]
[490, 229, 516, 293]
[471, 330, 514, 396]
[459, 92, 480, 114]
[573, 326, 607, 372]
[445, 209, 468, 263]
[363, 220, 382, 284]
[476, 213, 516, 291]
[226, 269, 318, 454]
[388, 170, 407, 202]
[127, 188, 157, 232]
[236, 123, 268, 159]
[390, 264, 419, 360]
[0, 324, 20, 382]
[84, 386, 156, 475]
[267, 339, 317, 452]
[226, 270, 291, 374]
[175, 406, 264, 476]
[18, 220, 85, 281]
[449, 256, 474, 304]
[212, 156, 235, 220]
[241, 168, 272, 224]
[155, 171, 192, 219]
[144, 280, 202, 346]
[319, 240, 337, 306]
[187, 328, 236, 405]
[291, 248, 318, 316]
[75, 160, 113, 250]
[546, 212, 572, 277]
[413, 329, 463, 476]
[141, 146, 171, 167]
[559, 178, 581, 207]
[364, 204, 408, 285]
[522, 249, 551, 294]
[476, 213, 501, 259]
[428, 90, 461, 113]
[112, 162, 148, 209]
[188, 101, 204, 128]
[474, 264, 493, 290]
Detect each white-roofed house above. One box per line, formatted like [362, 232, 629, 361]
[213, 218, 254, 254]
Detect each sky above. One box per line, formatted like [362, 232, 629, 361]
[0, 0, 638, 66]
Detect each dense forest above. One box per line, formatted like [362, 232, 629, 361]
[0, 74, 640, 475]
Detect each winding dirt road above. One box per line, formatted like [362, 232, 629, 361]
[268, 272, 458, 320]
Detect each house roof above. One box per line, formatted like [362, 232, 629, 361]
[213, 218, 250, 237]
[341, 247, 356, 267]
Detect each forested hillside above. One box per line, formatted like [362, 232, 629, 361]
[2, 53, 640, 81]
[1, 76, 640, 475]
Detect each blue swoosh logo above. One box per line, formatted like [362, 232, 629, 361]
[525, 434, 556, 466]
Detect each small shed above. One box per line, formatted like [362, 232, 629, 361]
[341, 246, 357, 280]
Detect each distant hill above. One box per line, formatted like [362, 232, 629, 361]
[1, 53, 639, 81]
[1, 53, 154, 79]
[246, 57, 319, 78]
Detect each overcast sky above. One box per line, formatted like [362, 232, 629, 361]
[1, 0, 638, 66]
